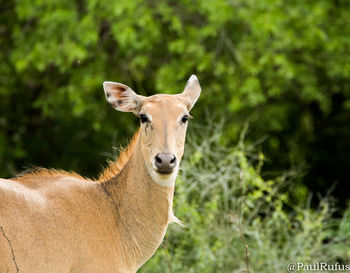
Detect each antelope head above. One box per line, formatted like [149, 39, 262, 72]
[103, 75, 201, 187]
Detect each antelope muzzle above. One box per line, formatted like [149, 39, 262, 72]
[154, 153, 177, 174]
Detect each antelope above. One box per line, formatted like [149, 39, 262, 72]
[0, 75, 201, 273]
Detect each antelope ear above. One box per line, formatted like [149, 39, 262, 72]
[180, 75, 201, 111]
[103, 81, 143, 114]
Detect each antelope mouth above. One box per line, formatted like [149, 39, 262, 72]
[156, 170, 174, 175]
[151, 164, 177, 176]
[150, 165, 173, 176]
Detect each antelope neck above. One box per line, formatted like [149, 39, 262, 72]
[100, 133, 175, 270]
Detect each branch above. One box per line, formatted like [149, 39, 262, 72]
[163, 236, 173, 273]
[238, 172, 250, 273]
[0, 226, 20, 273]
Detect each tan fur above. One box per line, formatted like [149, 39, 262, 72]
[14, 167, 88, 183]
[0, 76, 201, 273]
[0, 132, 173, 273]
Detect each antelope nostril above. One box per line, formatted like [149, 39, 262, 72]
[155, 156, 162, 164]
[170, 157, 176, 164]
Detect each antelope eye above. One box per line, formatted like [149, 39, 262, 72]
[181, 115, 189, 123]
[140, 114, 148, 123]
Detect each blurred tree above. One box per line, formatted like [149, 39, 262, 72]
[0, 0, 349, 204]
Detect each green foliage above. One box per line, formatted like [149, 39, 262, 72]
[141, 124, 350, 272]
[1, 1, 350, 201]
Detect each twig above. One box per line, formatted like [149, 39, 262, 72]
[0, 226, 20, 272]
[163, 236, 173, 273]
[238, 172, 250, 273]
[222, 30, 243, 64]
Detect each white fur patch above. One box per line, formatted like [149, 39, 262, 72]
[145, 164, 178, 187]
[168, 210, 184, 227]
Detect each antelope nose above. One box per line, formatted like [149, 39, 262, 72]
[155, 153, 177, 174]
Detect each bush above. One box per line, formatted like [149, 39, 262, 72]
[139, 122, 350, 272]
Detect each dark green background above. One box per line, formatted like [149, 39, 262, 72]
[1, 0, 349, 206]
